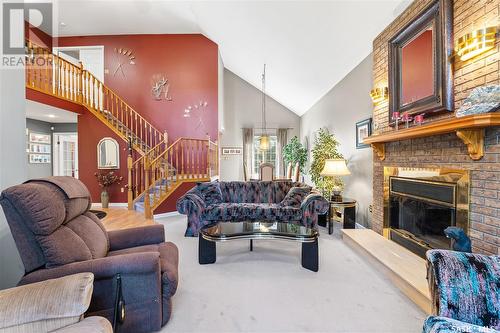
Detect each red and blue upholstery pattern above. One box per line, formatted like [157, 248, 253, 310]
[177, 181, 328, 237]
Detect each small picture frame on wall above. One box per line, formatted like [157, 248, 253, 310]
[356, 118, 372, 149]
[222, 147, 243, 155]
[29, 132, 51, 144]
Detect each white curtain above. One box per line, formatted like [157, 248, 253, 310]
[242, 128, 254, 181]
[276, 128, 288, 177]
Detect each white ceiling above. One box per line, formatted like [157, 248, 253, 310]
[50, 0, 411, 116]
[26, 100, 79, 123]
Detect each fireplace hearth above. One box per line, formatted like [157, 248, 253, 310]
[383, 167, 469, 258]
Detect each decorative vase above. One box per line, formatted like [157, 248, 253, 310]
[101, 189, 109, 209]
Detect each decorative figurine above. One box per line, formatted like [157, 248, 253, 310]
[444, 226, 472, 253]
[414, 114, 424, 126]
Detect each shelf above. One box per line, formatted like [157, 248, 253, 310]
[363, 113, 500, 161]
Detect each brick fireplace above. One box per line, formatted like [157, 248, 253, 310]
[371, 0, 500, 255]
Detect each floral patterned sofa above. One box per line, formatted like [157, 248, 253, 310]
[423, 249, 500, 333]
[176, 180, 329, 236]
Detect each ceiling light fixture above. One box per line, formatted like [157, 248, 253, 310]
[456, 26, 497, 61]
[259, 64, 270, 151]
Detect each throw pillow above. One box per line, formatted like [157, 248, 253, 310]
[280, 186, 311, 208]
[197, 181, 223, 205]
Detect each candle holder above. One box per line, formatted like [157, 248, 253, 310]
[414, 114, 425, 126]
[401, 112, 413, 129]
[392, 111, 401, 131]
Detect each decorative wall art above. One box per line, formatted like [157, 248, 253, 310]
[113, 48, 135, 77]
[456, 85, 500, 118]
[222, 147, 243, 155]
[183, 101, 209, 135]
[151, 74, 173, 101]
[356, 118, 372, 149]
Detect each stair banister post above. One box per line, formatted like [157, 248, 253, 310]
[144, 155, 152, 219]
[127, 139, 134, 210]
[206, 136, 210, 177]
[78, 61, 84, 104]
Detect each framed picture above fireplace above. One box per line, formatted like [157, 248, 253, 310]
[388, 0, 453, 125]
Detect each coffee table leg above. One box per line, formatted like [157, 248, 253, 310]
[199, 234, 216, 264]
[250, 239, 253, 251]
[301, 239, 319, 272]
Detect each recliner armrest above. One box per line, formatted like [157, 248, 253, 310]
[0, 273, 94, 331]
[108, 224, 165, 251]
[52, 316, 113, 333]
[20, 252, 161, 285]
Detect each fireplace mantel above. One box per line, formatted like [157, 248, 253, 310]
[364, 113, 500, 161]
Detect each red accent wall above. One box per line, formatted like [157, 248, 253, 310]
[25, 22, 53, 49]
[26, 88, 84, 114]
[56, 34, 219, 212]
[401, 30, 433, 105]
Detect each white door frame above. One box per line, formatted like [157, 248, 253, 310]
[53, 45, 105, 82]
[53, 132, 79, 178]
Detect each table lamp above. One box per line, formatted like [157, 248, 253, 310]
[320, 158, 350, 202]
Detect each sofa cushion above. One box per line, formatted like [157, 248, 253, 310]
[197, 181, 223, 205]
[281, 186, 312, 208]
[203, 203, 302, 221]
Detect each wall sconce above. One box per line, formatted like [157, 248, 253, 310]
[456, 26, 497, 61]
[370, 87, 388, 104]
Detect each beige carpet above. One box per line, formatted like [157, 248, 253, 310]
[158, 215, 425, 332]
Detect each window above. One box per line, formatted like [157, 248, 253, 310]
[252, 135, 277, 178]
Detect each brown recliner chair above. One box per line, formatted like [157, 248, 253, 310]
[0, 177, 179, 333]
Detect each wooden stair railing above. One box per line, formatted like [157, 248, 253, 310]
[25, 40, 165, 155]
[129, 137, 219, 218]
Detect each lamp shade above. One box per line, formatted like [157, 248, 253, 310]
[320, 158, 350, 176]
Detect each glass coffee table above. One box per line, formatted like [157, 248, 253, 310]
[199, 221, 319, 272]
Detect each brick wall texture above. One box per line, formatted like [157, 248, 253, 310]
[371, 0, 500, 254]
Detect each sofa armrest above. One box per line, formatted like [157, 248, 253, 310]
[108, 224, 165, 251]
[300, 192, 329, 214]
[0, 273, 94, 330]
[20, 252, 161, 285]
[52, 316, 113, 333]
[176, 192, 206, 215]
[427, 250, 500, 327]
[423, 316, 500, 333]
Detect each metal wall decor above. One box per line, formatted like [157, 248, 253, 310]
[113, 48, 136, 77]
[183, 101, 209, 135]
[151, 74, 173, 101]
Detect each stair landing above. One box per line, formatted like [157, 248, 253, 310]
[342, 229, 431, 314]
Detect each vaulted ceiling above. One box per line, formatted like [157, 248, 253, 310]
[52, 0, 411, 116]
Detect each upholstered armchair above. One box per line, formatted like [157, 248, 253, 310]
[423, 249, 500, 333]
[0, 273, 112, 333]
[0, 177, 179, 333]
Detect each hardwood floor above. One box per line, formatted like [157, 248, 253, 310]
[96, 207, 156, 231]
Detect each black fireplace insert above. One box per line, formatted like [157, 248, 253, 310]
[388, 177, 456, 258]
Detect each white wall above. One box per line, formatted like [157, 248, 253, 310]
[221, 69, 300, 181]
[0, 6, 27, 288]
[300, 54, 373, 228]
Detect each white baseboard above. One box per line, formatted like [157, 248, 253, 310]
[91, 203, 128, 208]
[154, 211, 181, 219]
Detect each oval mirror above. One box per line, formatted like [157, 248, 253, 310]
[97, 137, 120, 169]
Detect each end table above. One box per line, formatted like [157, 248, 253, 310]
[326, 198, 356, 234]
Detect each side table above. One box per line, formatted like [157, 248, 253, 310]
[326, 198, 356, 234]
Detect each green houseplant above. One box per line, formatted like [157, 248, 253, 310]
[309, 128, 344, 197]
[282, 136, 308, 173]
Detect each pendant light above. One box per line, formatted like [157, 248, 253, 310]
[259, 64, 270, 151]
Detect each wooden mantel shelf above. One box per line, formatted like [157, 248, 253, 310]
[364, 113, 500, 161]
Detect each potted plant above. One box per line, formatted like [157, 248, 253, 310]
[309, 128, 344, 198]
[95, 171, 123, 208]
[282, 136, 308, 174]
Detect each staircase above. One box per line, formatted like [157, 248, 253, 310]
[25, 40, 219, 218]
